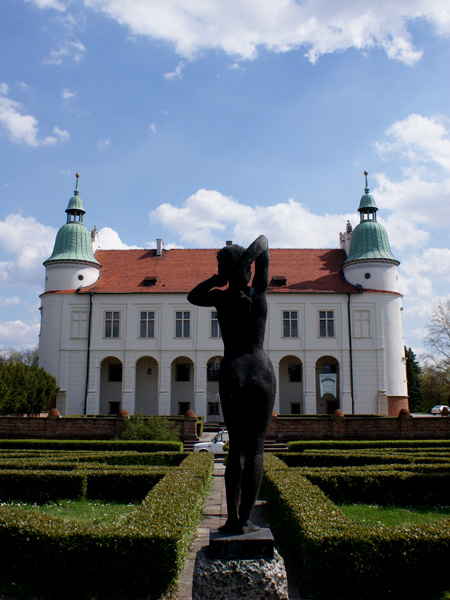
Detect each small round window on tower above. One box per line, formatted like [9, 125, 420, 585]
[78, 275, 84, 281]
[364, 273, 371, 279]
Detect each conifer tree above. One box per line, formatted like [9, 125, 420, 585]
[404, 346, 424, 412]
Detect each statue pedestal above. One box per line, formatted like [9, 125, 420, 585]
[192, 528, 289, 600]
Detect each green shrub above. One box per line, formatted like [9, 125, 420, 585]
[120, 412, 180, 441]
[278, 449, 450, 467]
[0, 439, 183, 452]
[0, 452, 214, 600]
[0, 363, 59, 414]
[287, 439, 450, 452]
[262, 454, 450, 600]
[0, 452, 187, 475]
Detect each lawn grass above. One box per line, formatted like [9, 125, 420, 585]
[0, 499, 139, 526]
[339, 503, 450, 527]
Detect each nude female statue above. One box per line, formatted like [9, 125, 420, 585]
[188, 235, 276, 534]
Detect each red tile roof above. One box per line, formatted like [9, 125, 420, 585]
[77, 248, 357, 295]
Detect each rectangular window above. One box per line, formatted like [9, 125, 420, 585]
[319, 310, 335, 338]
[71, 311, 88, 339]
[175, 363, 190, 381]
[108, 363, 122, 382]
[207, 361, 221, 382]
[288, 365, 302, 382]
[175, 311, 190, 338]
[178, 402, 190, 415]
[282, 311, 298, 338]
[140, 311, 155, 338]
[353, 310, 371, 338]
[105, 311, 120, 338]
[211, 311, 221, 338]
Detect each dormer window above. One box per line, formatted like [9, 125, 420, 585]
[271, 275, 287, 287]
[141, 276, 158, 287]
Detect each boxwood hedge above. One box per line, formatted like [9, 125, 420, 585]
[262, 453, 450, 600]
[0, 439, 183, 452]
[0, 451, 214, 600]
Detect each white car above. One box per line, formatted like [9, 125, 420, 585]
[431, 404, 450, 415]
[193, 430, 229, 454]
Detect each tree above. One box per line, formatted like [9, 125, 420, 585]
[0, 363, 59, 415]
[0, 347, 39, 367]
[404, 347, 423, 412]
[425, 299, 450, 369]
[420, 364, 450, 413]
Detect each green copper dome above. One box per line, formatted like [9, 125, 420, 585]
[344, 220, 398, 263]
[358, 190, 377, 213]
[44, 174, 100, 266]
[344, 172, 398, 265]
[65, 173, 86, 215]
[45, 221, 100, 264]
[66, 193, 85, 214]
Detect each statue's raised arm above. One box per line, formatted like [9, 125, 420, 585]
[238, 234, 269, 293]
[187, 273, 226, 307]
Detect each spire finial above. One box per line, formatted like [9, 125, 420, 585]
[74, 172, 80, 195]
[364, 170, 369, 193]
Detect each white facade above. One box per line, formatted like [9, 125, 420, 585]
[39, 286, 407, 418]
[39, 177, 409, 418]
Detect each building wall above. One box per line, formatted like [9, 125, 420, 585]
[45, 262, 100, 292]
[39, 289, 407, 417]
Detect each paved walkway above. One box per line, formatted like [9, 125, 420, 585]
[175, 460, 301, 600]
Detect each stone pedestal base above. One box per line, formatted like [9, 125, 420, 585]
[192, 547, 289, 600]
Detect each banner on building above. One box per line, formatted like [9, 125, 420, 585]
[319, 373, 337, 397]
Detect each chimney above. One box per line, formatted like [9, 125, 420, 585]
[156, 238, 164, 256]
[91, 225, 99, 252]
[226, 240, 233, 246]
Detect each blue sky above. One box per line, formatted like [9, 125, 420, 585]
[1, 0, 450, 360]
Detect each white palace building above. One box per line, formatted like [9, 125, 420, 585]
[38, 174, 409, 420]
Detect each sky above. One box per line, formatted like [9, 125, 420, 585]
[0, 0, 449, 361]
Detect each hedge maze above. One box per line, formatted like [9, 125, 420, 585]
[0, 441, 214, 600]
[262, 441, 450, 600]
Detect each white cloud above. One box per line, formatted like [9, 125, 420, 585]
[150, 188, 352, 248]
[397, 246, 450, 347]
[0, 214, 56, 287]
[0, 297, 21, 307]
[61, 88, 76, 101]
[52, 125, 70, 141]
[97, 137, 111, 150]
[0, 88, 70, 147]
[0, 320, 41, 351]
[83, 0, 450, 63]
[25, 0, 66, 11]
[164, 61, 186, 81]
[0, 83, 9, 95]
[376, 114, 450, 171]
[149, 123, 157, 134]
[370, 115, 450, 236]
[44, 40, 86, 65]
[96, 227, 139, 249]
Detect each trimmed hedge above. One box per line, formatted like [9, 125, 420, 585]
[0, 439, 183, 452]
[287, 439, 450, 452]
[0, 451, 187, 472]
[277, 449, 450, 468]
[294, 466, 450, 506]
[0, 451, 214, 600]
[262, 454, 450, 600]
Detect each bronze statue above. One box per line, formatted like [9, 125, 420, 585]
[188, 235, 276, 534]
